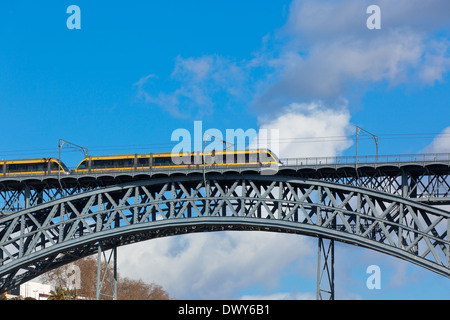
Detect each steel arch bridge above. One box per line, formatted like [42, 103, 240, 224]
[1, 154, 450, 298]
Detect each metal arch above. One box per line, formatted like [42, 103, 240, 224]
[1, 174, 450, 293]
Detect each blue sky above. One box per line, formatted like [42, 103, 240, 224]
[1, 1, 450, 299]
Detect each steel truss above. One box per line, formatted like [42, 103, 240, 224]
[1, 164, 449, 217]
[1, 174, 449, 295]
[322, 169, 450, 205]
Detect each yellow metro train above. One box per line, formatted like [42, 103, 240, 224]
[0, 149, 280, 176]
[0, 158, 69, 176]
[74, 149, 279, 173]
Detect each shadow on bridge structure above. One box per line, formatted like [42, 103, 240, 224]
[1, 153, 450, 299]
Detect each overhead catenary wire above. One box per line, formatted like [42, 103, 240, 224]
[0, 131, 449, 159]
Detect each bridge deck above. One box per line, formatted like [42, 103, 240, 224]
[0, 153, 449, 209]
[0, 153, 449, 182]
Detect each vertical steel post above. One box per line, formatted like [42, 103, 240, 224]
[96, 243, 118, 300]
[96, 244, 101, 300]
[316, 236, 335, 300]
[113, 246, 117, 299]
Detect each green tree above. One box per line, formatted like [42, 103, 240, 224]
[48, 287, 68, 300]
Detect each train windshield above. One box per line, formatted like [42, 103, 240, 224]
[77, 160, 87, 169]
[266, 149, 281, 163]
[60, 162, 69, 172]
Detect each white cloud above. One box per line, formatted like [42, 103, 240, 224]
[249, 0, 449, 160]
[256, 101, 353, 159]
[134, 55, 249, 118]
[118, 231, 315, 300]
[421, 127, 450, 153]
[252, 0, 450, 113]
[134, 0, 450, 123]
[283, 0, 450, 41]
[419, 40, 450, 84]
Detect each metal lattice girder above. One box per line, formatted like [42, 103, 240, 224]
[1, 156, 450, 214]
[0, 182, 99, 214]
[323, 169, 450, 204]
[0, 174, 450, 293]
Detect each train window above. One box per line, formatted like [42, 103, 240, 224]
[78, 160, 87, 169]
[60, 162, 69, 172]
[93, 160, 109, 168]
[51, 161, 60, 170]
[153, 157, 172, 166]
[222, 153, 250, 164]
[237, 153, 247, 164]
[115, 159, 134, 167]
[8, 162, 45, 172]
[137, 158, 148, 167]
[8, 163, 31, 172]
[215, 153, 221, 164]
[224, 153, 237, 164]
[235, 153, 247, 164]
[258, 152, 273, 162]
[93, 159, 132, 168]
[33, 163, 46, 172]
[0, 164, 3, 173]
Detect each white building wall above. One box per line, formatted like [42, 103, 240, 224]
[19, 281, 51, 300]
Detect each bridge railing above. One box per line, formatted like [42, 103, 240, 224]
[279, 152, 450, 167]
